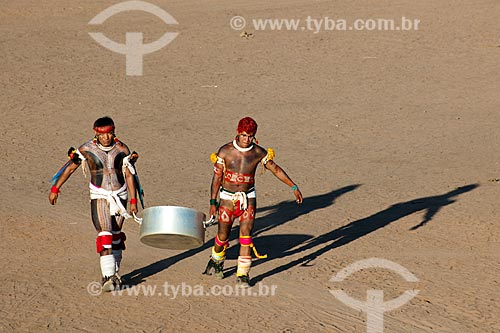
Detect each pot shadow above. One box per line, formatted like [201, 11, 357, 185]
[121, 184, 360, 286]
[249, 183, 479, 284]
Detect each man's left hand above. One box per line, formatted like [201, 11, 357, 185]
[294, 189, 303, 204]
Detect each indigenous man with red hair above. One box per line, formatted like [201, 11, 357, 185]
[203, 116, 303, 286]
[49, 117, 139, 292]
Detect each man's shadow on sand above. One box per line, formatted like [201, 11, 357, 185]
[122, 184, 360, 286]
[123, 183, 478, 286]
[247, 183, 479, 284]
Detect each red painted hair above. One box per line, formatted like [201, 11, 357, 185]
[237, 117, 258, 135]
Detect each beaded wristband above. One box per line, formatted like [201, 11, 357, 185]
[291, 185, 298, 191]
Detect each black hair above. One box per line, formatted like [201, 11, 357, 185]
[93, 116, 115, 128]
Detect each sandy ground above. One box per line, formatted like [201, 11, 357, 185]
[1, 0, 499, 332]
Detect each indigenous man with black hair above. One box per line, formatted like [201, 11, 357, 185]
[203, 116, 303, 286]
[49, 117, 139, 292]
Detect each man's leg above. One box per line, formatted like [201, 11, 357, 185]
[111, 200, 127, 279]
[203, 202, 233, 278]
[111, 215, 126, 284]
[237, 204, 256, 287]
[91, 199, 118, 291]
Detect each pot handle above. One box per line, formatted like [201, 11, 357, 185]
[132, 212, 143, 225]
[202, 215, 217, 229]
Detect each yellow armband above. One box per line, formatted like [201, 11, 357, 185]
[261, 148, 275, 165]
[210, 152, 225, 165]
[210, 152, 218, 164]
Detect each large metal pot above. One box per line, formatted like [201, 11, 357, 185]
[134, 206, 209, 250]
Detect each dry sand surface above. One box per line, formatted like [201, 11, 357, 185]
[1, 0, 499, 332]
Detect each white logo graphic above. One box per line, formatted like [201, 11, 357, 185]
[329, 258, 419, 333]
[230, 16, 246, 30]
[89, 1, 179, 76]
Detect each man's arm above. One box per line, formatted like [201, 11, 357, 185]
[265, 160, 303, 204]
[48, 162, 80, 205]
[210, 162, 224, 217]
[124, 167, 138, 215]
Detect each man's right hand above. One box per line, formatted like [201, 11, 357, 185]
[209, 205, 217, 217]
[49, 192, 58, 205]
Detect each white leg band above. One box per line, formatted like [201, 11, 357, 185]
[100, 254, 116, 278]
[236, 256, 252, 276]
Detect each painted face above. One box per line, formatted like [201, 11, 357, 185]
[96, 131, 114, 147]
[236, 131, 255, 148]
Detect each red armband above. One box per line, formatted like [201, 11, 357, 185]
[130, 198, 138, 205]
[51, 186, 60, 194]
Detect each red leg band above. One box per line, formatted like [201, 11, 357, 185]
[239, 236, 253, 246]
[215, 234, 229, 248]
[96, 231, 113, 253]
[112, 231, 126, 250]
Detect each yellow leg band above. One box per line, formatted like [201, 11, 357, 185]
[251, 244, 267, 259]
[211, 246, 226, 261]
[240, 243, 267, 259]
